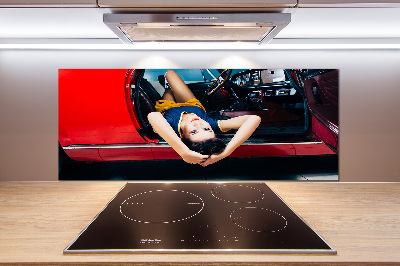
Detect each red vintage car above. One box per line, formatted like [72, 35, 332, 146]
[59, 69, 338, 168]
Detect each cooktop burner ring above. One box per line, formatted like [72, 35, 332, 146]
[119, 189, 204, 224]
[230, 206, 288, 233]
[211, 184, 265, 204]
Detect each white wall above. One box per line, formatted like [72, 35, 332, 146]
[0, 49, 399, 182]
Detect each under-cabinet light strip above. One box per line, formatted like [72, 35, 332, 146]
[1, 43, 400, 49]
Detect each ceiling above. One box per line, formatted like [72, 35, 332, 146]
[0, 1, 399, 49]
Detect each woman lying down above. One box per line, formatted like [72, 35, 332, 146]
[147, 70, 261, 167]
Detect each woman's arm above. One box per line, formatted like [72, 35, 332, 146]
[200, 115, 261, 167]
[147, 112, 209, 164]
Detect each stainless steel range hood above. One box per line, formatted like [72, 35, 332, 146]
[103, 13, 290, 45]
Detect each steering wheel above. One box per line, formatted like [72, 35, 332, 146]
[207, 69, 232, 96]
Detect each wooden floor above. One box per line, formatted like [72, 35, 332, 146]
[0, 181, 399, 265]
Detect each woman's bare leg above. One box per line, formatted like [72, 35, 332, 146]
[165, 70, 196, 103]
[161, 88, 175, 101]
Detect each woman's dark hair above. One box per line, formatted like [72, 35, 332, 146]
[181, 137, 226, 156]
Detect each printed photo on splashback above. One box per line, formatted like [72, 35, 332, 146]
[59, 69, 338, 181]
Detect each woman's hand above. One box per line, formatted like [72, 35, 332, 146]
[199, 151, 228, 167]
[200, 115, 261, 167]
[180, 149, 209, 165]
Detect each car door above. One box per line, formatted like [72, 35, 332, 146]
[303, 69, 339, 154]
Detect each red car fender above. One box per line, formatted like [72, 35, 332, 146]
[59, 69, 149, 148]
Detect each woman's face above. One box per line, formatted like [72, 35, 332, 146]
[181, 114, 215, 142]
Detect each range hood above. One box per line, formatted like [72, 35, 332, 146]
[103, 13, 290, 45]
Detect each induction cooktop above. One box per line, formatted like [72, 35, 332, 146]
[64, 182, 336, 254]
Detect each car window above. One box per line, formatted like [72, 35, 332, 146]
[204, 69, 247, 80]
[142, 69, 248, 84]
[143, 69, 205, 83]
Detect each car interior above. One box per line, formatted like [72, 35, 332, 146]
[131, 69, 322, 144]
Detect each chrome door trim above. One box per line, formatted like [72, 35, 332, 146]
[62, 141, 324, 150]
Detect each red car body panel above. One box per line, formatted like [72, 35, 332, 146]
[59, 69, 336, 162]
[64, 148, 102, 161]
[292, 142, 335, 156]
[151, 147, 181, 160]
[59, 69, 147, 147]
[100, 147, 154, 161]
